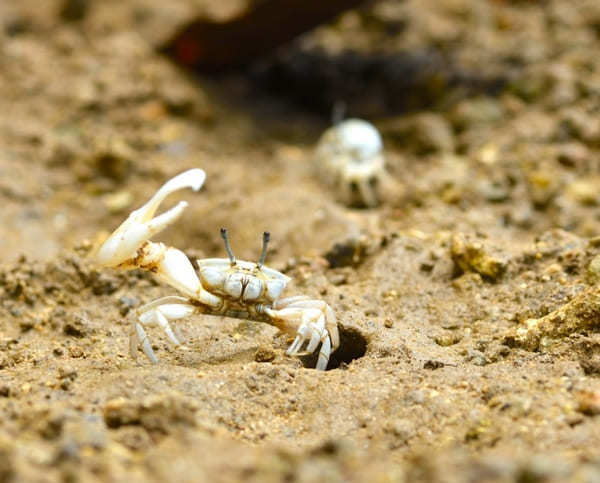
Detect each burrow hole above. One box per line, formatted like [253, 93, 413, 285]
[301, 325, 367, 370]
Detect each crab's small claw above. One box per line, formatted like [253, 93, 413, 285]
[96, 169, 205, 267]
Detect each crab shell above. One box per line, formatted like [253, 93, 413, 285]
[197, 259, 290, 303]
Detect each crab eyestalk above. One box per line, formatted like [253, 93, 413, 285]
[220, 228, 236, 266]
[257, 231, 270, 270]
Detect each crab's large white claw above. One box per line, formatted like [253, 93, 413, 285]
[96, 169, 206, 267]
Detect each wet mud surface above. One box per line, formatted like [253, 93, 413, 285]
[2, 0, 600, 481]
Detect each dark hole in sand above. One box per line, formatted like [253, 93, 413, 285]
[301, 325, 367, 370]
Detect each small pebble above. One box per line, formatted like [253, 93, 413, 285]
[254, 347, 276, 363]
[103, 191, 133, 213]
[68, 347, 84, 358]
[576, 390, 600, 415]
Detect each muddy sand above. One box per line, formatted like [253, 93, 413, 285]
[2, 0, 600, 481]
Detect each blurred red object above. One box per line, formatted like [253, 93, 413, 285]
[166, 0, 367, 70]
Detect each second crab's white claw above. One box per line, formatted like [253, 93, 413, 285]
[96, 169, 206, 267]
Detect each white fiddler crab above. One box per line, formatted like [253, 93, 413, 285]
[315, 118, 386, 208]
[96, 169, 339, 370]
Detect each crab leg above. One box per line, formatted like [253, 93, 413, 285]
[273, 298, 339, 350]
[263, 299, 339, 370]
[356, 177, 377, 208]
[130, 296, 198, 362]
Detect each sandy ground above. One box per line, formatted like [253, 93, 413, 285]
[3, 0, 600, 481]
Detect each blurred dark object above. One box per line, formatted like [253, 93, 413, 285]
[250, 47, 507, 118]
[60, 0, 89, 22]
[164, 0, 367, 70]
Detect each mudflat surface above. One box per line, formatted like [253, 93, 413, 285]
[2, 0, 600, 481]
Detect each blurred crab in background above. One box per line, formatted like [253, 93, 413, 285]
[314, 118, 387, 208]
[96, 169, 339, 370]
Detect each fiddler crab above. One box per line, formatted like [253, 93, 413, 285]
[96, 169, 339, 370]
[315, 118, 386, 208]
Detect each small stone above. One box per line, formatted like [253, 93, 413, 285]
[63, 315, 89, 338]
[254, 347, 276, 363]
[384, 318, 393, 328]
[567, 179, 600, 206]
[451, 234, 507, 281]
[576, 390, 600, 415]
[103, 191, 133, 213]
[68, 347, 84, 358]
[434, 332, 462, 347]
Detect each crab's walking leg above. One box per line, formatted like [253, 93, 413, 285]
[131, 296, 198, 362]
[264, 298, 339, 370]
[356, 178, 378, 208]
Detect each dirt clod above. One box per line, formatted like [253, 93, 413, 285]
[451, 233, 507, 281]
